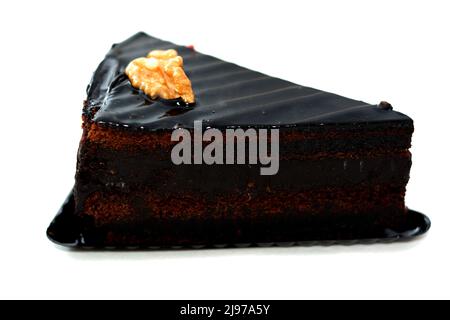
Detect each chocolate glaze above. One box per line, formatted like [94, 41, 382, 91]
[86, 32, 413, 130]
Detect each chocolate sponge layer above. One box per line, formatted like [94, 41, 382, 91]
[77, 183, 407, 246]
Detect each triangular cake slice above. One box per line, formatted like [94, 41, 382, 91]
[75, 32, 413, 246]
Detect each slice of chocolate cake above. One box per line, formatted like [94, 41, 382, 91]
[75, 32, 413, 246]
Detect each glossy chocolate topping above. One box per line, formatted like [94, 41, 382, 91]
[86, 32, 412, 130]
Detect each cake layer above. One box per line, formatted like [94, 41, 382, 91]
[81, 182, 405, 218]
[83, 120, 412, 155]
[76, 184, 407, 246]
[81, 184, 405, 222]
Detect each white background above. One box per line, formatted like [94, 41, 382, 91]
[0, 0, 449, 299]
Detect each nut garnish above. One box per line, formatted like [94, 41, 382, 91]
[378, 101, 393, 110]
[125, 49, 195, 104]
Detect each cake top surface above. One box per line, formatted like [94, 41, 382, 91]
[86, 32, 412, 130]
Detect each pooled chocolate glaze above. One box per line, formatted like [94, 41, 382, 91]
[86, 32, 412, 130]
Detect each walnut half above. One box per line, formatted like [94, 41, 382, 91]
[125, 49, 195, 104]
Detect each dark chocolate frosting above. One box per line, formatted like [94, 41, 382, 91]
[86, 32, 412, 130]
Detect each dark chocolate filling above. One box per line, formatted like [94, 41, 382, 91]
[76, 147, 411, 194]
